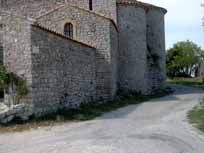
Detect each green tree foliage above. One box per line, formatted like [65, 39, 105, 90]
[0, 66, 10, 92]
[0, 65, 28, 104]
[166, 40, 203, 78]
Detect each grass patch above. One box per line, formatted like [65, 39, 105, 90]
[0, 87, 173, 133]
[188, 106, 204, 132]
[167, 77, 204, 89]
[173, 77, 204, 132]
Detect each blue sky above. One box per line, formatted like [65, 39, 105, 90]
[140, 0, 204, 49]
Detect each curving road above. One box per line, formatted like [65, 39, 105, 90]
[0, 85, 204, 153]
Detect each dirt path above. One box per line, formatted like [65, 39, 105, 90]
[0, 85, 204, 153]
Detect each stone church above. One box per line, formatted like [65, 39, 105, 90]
[0, 0, 167, 116]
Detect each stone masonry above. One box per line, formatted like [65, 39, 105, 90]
[31, 25, 96, 115]
[117, 2, 167, 93]
[0, 19, 3, 65]
[0, 0, 167, 117]
[36, 4, 118, 100]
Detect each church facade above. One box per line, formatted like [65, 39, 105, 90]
[0, 0, 167, 116]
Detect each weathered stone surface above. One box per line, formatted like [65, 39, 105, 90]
[117, 5, 148, 93]
[0, 1, 167, 118]
[31, 26, 96, 115]
[146, 8, 166, 91]
[0, 103, 8, 113]
[36, 5, 118, 100]
[117, 4, 166, 94]
[66, 0, 117, 23]
[0, 0, 65, 18]
[1, 12, 33, 105]
[0, 104, 32, 123]
[0, 18, 3, 65]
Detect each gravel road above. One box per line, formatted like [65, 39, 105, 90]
[0, 85, 204, 153]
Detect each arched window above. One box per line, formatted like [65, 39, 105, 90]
[89, 0, 93, 10]
[64, 23, 73, 38]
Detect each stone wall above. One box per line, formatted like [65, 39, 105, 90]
[93, 0, 117, 23]
[0, 11, 97, 116]
[31, 26, 96, 115]
[110, 23, 118, 97]
[117, 5, 148, 93]
[0, 0, 65, 18]
[65, 0, 117, 23]
[0, 0, 117, 22]
[1, 12, 33, 104]
[37, 5, 118, 100]
[0, 15, 3, 65]
[0, 1, 167, 119]
[146, 8, 166, 90]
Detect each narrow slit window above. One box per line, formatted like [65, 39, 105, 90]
[89, 0, 93, 10]
[64, 23, 73, 38]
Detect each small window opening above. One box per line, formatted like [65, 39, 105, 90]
[64, 23, 73, 38]
[89, 0, 93, 10]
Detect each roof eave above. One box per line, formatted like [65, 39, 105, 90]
[116, 2, 167, 14]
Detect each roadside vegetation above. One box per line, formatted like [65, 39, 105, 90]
[166, 40, 204, 78]
[0, 87, 173, 133]
[166, 41, 204, 88]
[188, 105, 204, 132]
[167, 77, 204, 89]
[166, 40, 204, 133]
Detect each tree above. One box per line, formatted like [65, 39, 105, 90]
[166, 40, 203, 78]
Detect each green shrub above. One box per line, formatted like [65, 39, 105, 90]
[0, 65, 28, 103]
